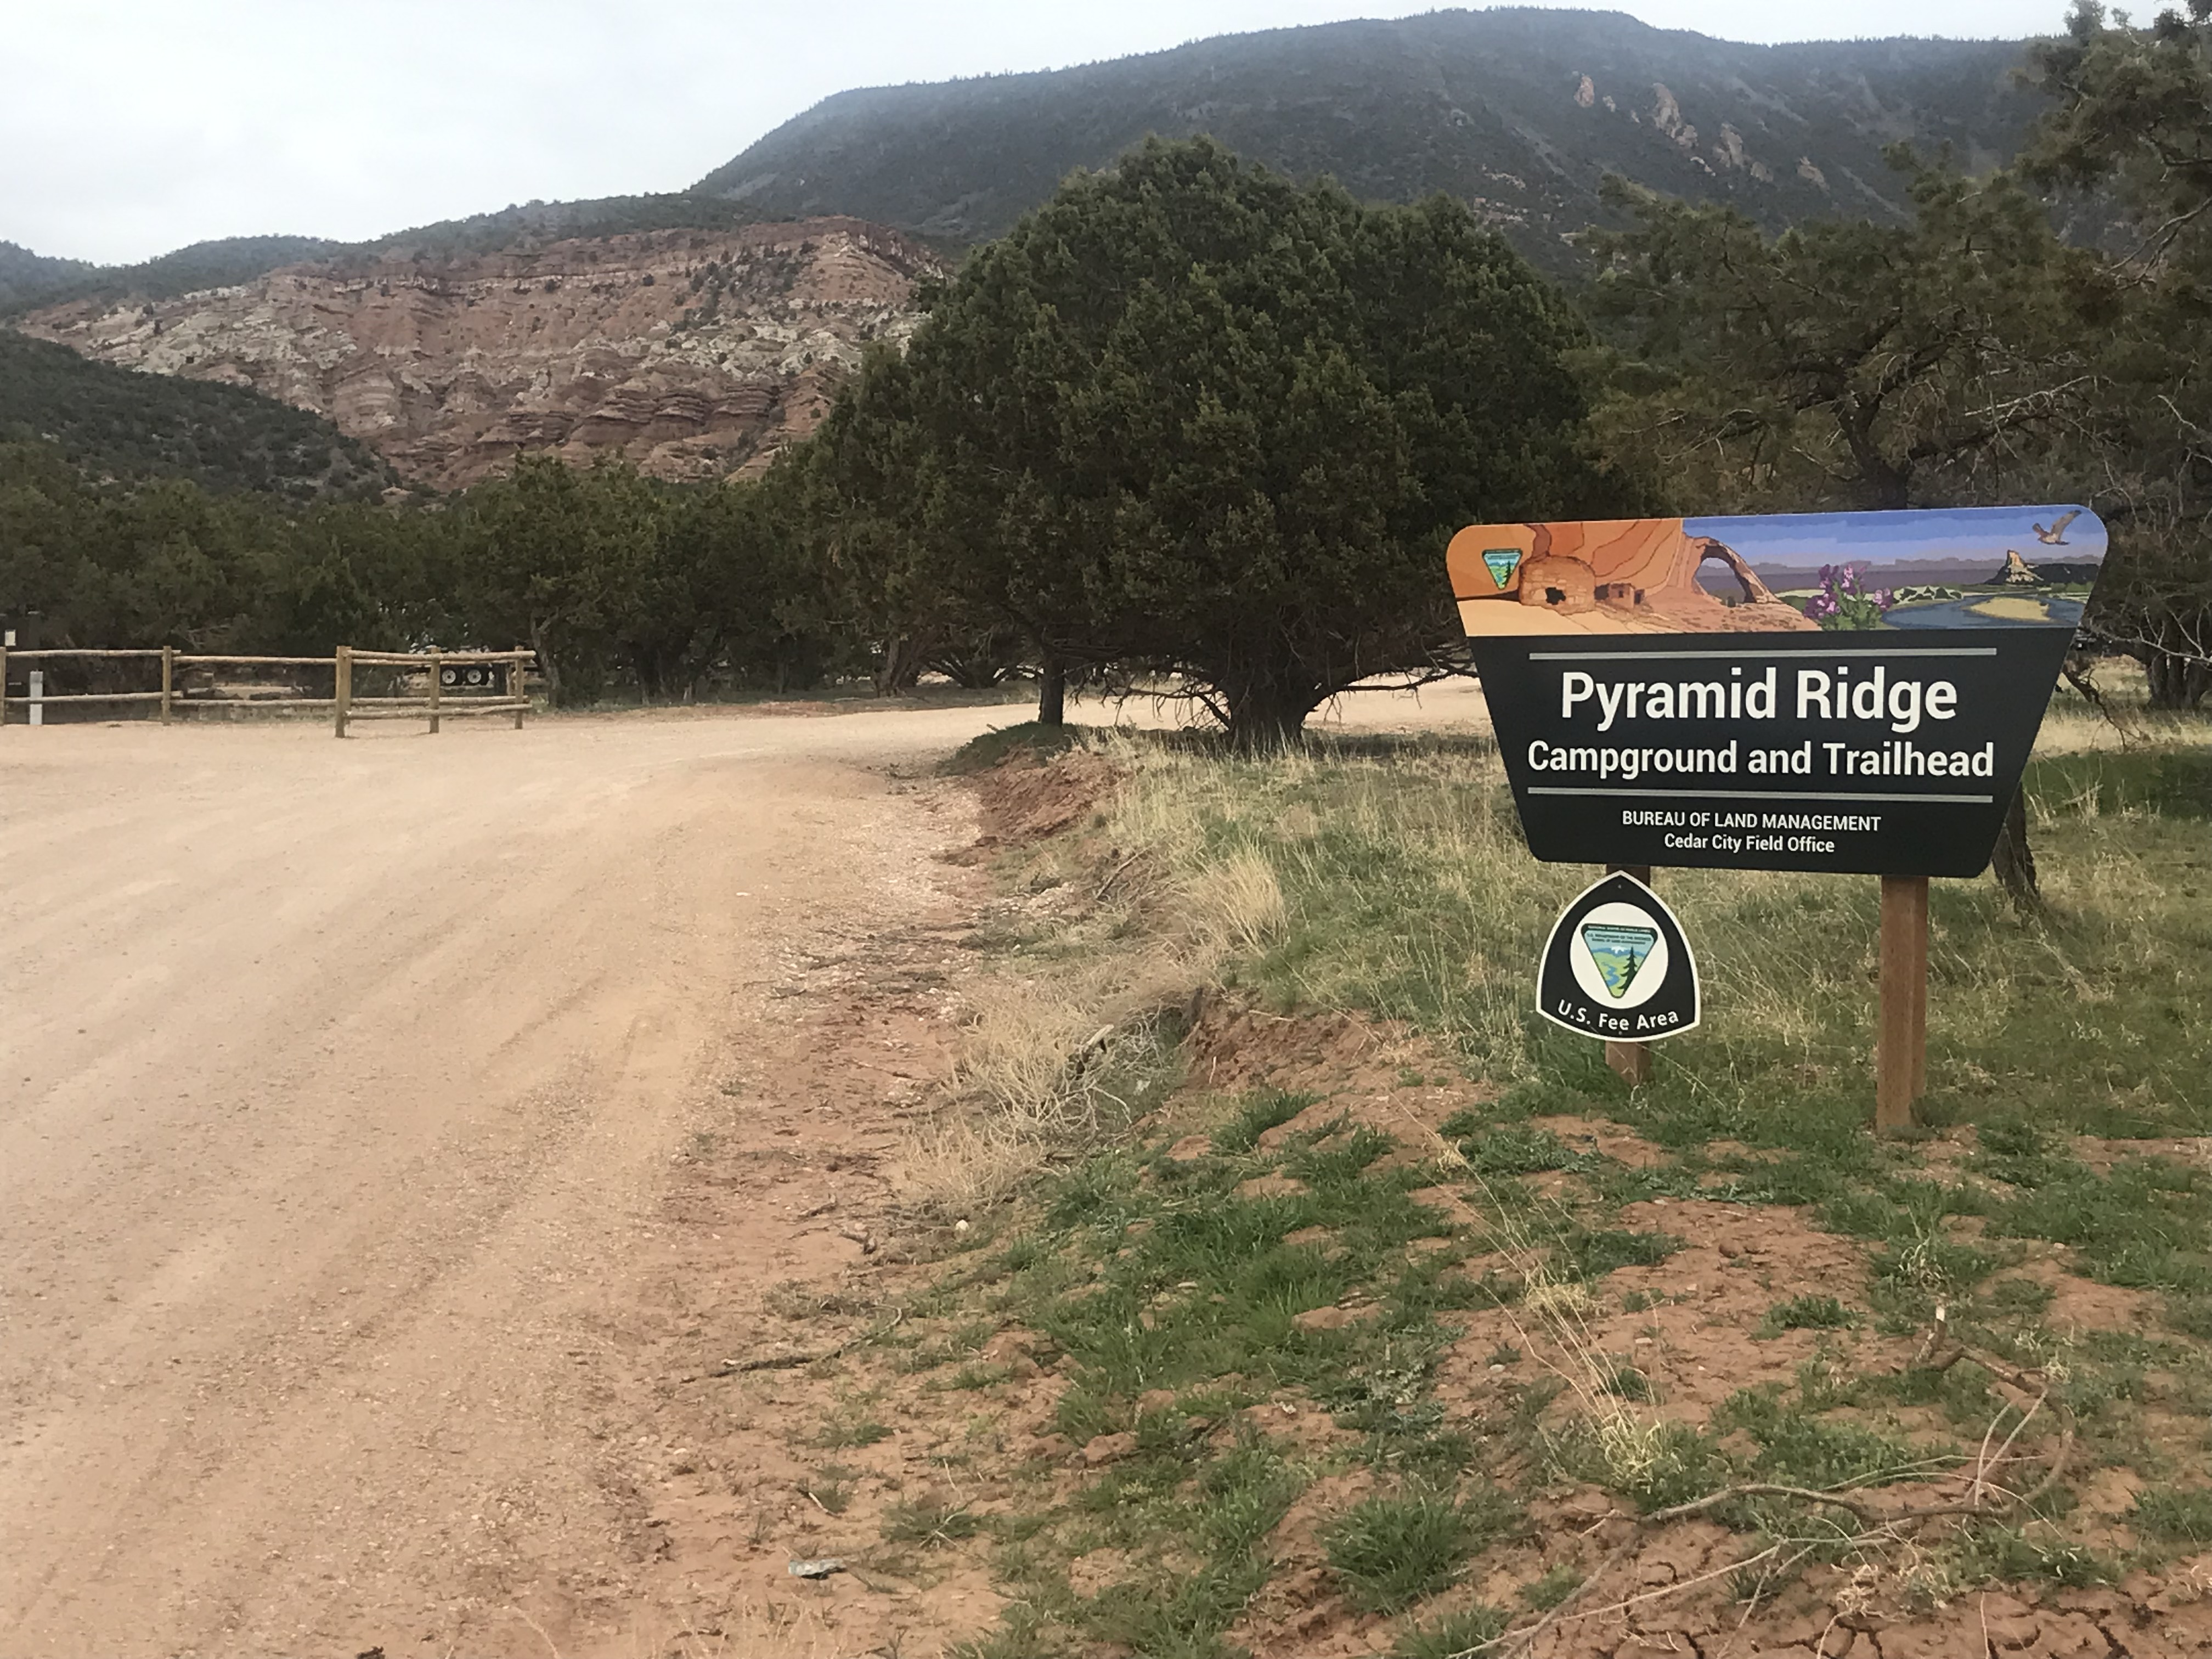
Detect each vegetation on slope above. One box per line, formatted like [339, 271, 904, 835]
[825, 691, 2212, 1655]
[0, 441, 842, 701]
[0, 240, 95, 309]
[697, 8, 2046, 269]
[0, 195, 777, 319]
[0, 330, 391, 501]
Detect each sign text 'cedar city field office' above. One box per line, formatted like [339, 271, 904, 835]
[1447, 507, 2104, 878]
[1447, 505, 2107, 1120]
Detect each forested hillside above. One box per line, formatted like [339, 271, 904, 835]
[0, 196, 777, 320]
[0, 241, 95, 309]
[0, 331, 392, 500]
[696, 8, 2046, 269]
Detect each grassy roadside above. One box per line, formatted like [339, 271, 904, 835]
[841, 687, 2212, 1656]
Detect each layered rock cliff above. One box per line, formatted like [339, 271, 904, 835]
[19, 219, 936, 490]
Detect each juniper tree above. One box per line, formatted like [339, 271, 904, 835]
[809, 137, 1635, 748]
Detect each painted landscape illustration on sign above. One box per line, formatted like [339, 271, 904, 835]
[1446, 506, 2106, 636]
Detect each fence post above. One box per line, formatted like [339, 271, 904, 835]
[160, 646, 174, 725]
[509, 650, 526, 729]
[427, 652, 442, 735]
[28, 669, 42, 727]
[0, 641, 8, 727]
[334, 646, 352, 738]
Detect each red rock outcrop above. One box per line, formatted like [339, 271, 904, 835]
[20, 218, 939, 490]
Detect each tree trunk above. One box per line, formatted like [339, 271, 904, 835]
[529, 620, 562, 706]
[1990, 786, 2041, 914]
[1221, 675, 1325, 753]
[1037, 654, 1066, 727]
[873, 634, 928, 697]
[2145, 648, 2211, 710]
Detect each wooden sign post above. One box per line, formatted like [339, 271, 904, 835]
[1876, 874, 1929, 1131]
[1446, 504, 2108, 1127]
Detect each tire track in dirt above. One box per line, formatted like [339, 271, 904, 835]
[0, 707, 1005, 1657]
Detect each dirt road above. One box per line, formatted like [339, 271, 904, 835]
[0, 704, 1014, 1657]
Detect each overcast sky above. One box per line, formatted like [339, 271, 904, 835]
[7, 0, 2069, 266]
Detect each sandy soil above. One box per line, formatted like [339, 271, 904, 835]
[0, 702, 1030, 1658]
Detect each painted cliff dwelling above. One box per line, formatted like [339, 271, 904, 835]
[1447, 517, 1818, 635]
[1448, 507, 2108, 636]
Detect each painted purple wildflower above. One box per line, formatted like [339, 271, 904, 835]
[1807, 562, 1895, 630]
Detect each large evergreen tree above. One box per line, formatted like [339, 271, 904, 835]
[2023, 0, 2212, 706]
[1583, 160, 2109, 514]
[811, 137, 1638, 747]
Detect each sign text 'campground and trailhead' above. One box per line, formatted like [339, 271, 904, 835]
[1447, 508, 2107, 877]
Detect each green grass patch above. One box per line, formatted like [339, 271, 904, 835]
[1393, 1604, 1511, 1657]
[924, 716, 2212, 1646]
[1757, 1294, 1857, 1338]
[2133, 1485, 2212, 1545]
[1520, 1564, 1584, 1610]
[1128, 731, 2211, 1141]
[1712, 1385, 1926, 1492]
[942, 720, 1090, 774]
[1325, 1485, 1518, 1613]
[883, 1497, 985, 1547]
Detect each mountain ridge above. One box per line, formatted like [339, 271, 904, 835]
[0, 196, 792, 320]
[7, 11, 2047, 315]
[5, 8, 2064, 492]
[695, 8, 2045, 271]
[0, 241, 99, 311]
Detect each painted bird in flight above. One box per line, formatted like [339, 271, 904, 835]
[2032, 510, 2080, 545]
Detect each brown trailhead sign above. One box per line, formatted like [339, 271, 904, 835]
[1447, 506, 2108, 877]
[1537, 871, 1700, 1043]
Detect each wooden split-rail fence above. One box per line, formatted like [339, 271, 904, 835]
[0, 645, 535, 737]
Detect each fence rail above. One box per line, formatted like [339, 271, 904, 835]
[0, 645, 535, 736]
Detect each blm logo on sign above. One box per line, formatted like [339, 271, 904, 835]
[1443, 506, 2107, 877]
[1538, 872, 1699, 1043]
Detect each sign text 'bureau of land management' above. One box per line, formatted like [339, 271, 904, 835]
[1447, 507, 2107, 877]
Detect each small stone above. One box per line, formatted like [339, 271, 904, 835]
[1081, 1431, 1138, 1466]
[787, 1558, 845, 1579]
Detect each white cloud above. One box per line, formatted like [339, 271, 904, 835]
[1, 0, 2071, 265]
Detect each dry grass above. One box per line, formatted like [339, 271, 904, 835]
[1184, 848, 1289, 956]
[898, 731, 1220, 1216]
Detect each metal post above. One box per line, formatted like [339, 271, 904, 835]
[427, 652, 442, 735]
[1877, 874, 1929, 1131]
[1605, 864, 1655, 1086]
[0, 641, 9, 727]
[160, 646, 174, 725]
[28, 669, 43, 727]
[334, 647, 352, 739]
[509, 651, 525, 729]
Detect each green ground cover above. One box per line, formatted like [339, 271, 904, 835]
[871, 693, 2212, 1654]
